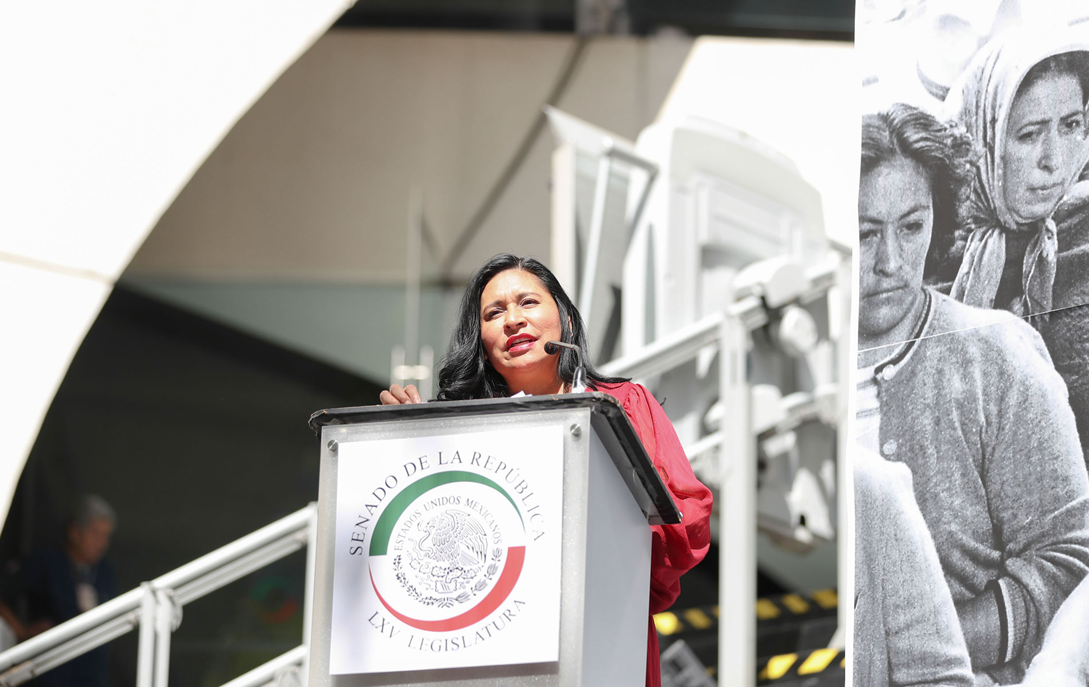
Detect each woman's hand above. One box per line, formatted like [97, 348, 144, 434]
[380, 384, 422, 405]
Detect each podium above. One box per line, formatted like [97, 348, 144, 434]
[306, 392, 682, 686]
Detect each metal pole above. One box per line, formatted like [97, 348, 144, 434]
[601, 312, 723, 381]
[579, 151, 613, 324]
[172, 537, 305, 607]
[153, 508, 312, 592]
[718, 314, 755, 687]
[136, 584, 156, 687]
[0, 613, 141, 686]
[389, 345, 406, 389]
[406, 186, 423, 368]
[624, 162, 657, 250]
[419, 345, 434, 403]
[153, 589, 175, 687]
[0, 587, 143, 674]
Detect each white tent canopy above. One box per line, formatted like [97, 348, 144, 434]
[0, 0, 352, 523]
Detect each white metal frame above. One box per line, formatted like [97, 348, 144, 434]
[578, 143, 658, 327]
[0, 505, 318, 687]
[0, 259, 848, 687]
[602, 256, 847, 687]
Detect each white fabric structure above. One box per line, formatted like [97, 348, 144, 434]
[0, 0, 352, 523]
[658, 37, 858, 249]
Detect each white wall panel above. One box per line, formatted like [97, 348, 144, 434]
[659, 37, 858, 248]
[0, 0, 353, 523]
[0, 262, 111, 521]
[123, 31, 694, 283]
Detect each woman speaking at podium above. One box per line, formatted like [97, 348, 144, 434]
[381, 253, 713, 687]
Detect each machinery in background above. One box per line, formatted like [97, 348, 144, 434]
[0, 107, 849, 687]
[0, 108, 850, 687]
[547, 108, 850, 687]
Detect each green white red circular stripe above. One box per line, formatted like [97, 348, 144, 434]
[369, 470, 525, 632]
[371, 547, 525, 632]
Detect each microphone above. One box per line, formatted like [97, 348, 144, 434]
[544, 341, 587, 393]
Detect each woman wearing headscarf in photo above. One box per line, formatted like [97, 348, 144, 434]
[858, 104, 1089, 685]
[943, 26, 1089, 459]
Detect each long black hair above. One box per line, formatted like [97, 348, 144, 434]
[861, 104, 974, 285]
[436, 254, 627, 401]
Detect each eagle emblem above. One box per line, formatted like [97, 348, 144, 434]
[406, 509, 491, 596]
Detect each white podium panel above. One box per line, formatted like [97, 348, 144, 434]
[329, 426, 564, 674]
[308, 394, 680, 687]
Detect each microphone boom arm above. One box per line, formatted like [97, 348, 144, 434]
[544, 341, 587, 393]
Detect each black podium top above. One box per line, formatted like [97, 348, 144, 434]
[309, 392, 683, 525]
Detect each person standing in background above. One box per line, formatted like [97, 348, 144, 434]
[0, 495, 117, 687]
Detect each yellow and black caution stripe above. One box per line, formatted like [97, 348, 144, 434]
[757, 647, 845, 685]
[653, 588, 839, 638]
[655, 590, 841, 684]
[653, 606, 716, 636]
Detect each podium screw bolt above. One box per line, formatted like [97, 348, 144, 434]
[327, 440, 338, 453]
[569, 424, 582, 437]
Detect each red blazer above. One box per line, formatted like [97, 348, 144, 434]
[597, 382, 714, 687]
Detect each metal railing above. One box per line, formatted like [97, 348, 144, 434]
[0, 505, 318, 687]
[0, 253, 847, 687]
[601, 256, 841, 457]
[604, 293, 757, 686]
[599, 253, 848, 687]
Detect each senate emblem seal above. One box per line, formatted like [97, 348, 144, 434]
[393, 508, 504, 608]
[367, 471, 527, 631]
